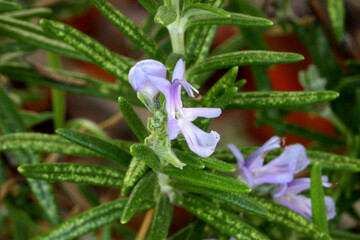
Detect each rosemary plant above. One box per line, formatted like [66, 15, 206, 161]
[0, 0, 359, 239]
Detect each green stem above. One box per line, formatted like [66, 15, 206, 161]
[168, 27, 185, 55]
[48, 52, 65, 129]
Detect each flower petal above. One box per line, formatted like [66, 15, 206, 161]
[277, 194, 313, 220]
[168, 116, 180, 140]
[177, 119, 220, 157]
[245, 136, 282, 170]
[182, 107, 222, 121]
[172, 58, 185, 82]
[227, 144, 245, 167]
[272, 183, 288, 198]
[287, 176, 331, 195]
[325, 196, 336, 220]
[129, 60, 167, 97]
[287, 144, 310, 174]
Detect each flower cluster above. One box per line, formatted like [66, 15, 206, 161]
[129, 59, 221, 158]
[228, 136, 336, 220]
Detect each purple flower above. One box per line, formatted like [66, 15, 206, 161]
[227, 136, 309, 188]
[273, 177, 336, 220]
[129, 59, 221, 157]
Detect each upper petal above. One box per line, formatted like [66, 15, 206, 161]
[168, 116, 180, 140]
[128, 60, 167, 95]
[227, 144, 245, 167]
[182, 107, 222, 121]
[324, 196, 336, 220]
[276, 194, 313, 220]
[172, 59, 185, 82]
[177, 119, 220, 157]
[245, 136, 282, 170]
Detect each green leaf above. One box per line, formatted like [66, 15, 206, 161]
[307, 150, 360, 172]
[171, 181, 267, 216]
[194, 67, 239, 128]
[326, 0, 344, 42]
[185, 25, 217, 66]
[2, 8, 52, 19]
[226, 91, 340, 109]
[18, 163, 125, 188]
[198, 155, 235, 172]
[121, 157, 149, 195]
[162, 166, 249, 193]
[0, 64, 139, 104]
[186, 13, 272, 29]
[246, 196, 331, 240]
[334, 74, 360, 93]
[186, 51, 304, 76]
[256, 113, 343, 146]
[176, 193, 269, 240]
[155, 6, 177, 26]
[0, 87, 60, 225]
[33, 199, 152, 240]
[121, 172, 157, 224]
[130, 144, 162, 171]
[0, 18, 88, 62]
[310, 163, 328, 232]
[173, 149, 205, 169]
[0, 15, 46, 35]
[0, 132, 99, 157]
[0, 41, 35, 53]
[184, 219, 205, 240]
[40, 19, 133, 82]
[56, 128, 131, 167]
[183, 3, 230, 18]
[90, 0, 166, 61]
[138, 0, 163, 15]
[0, 1, 21, 13]
[20, 111, 52, 128]
[147, 193, 173, 240]
[118, 97, 149, 142]
[66, 118, 109, 140]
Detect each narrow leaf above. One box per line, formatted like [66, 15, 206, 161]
[34, 199, 152, 240]
[173, 149, 205, 169]
[0, 88, 60, 225]
[122, 157, 149, 195]
[0, 1, 21, 12]
[0, 132, 99, 157]
[40, 19, 132, 81]
[176, 193, 269, 240]
[227, 91, 340, 109]
[246, 196, 331, 240]
[90, 0, 166, 61]
[2, 8, 52, 19]
[183, 3, 230, 18]
[147, 193, 173, 240]
[18, 163, 125, 188]
[162, 166, 249, 193]
[326, 0, 345, 42]
[171, 180, 267, 216]
[310, 163, 328, 232]
[56, 128, 131, 167]
[186, 51, 304, 76]
[130, 144, 162, 171]
[118, 97, 149, 142]
[0, 64, 139, 104]
[121, 172, 157, 224]
[0, 20, 88, 62]
[186, 13, 272, 29]
[20, 111, 52, 128]
[138, 0, 163, 15]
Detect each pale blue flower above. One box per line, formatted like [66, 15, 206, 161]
[273, 177, 336, 220]
[129, 59, 221, 157]
[228, 136, 309, 188]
